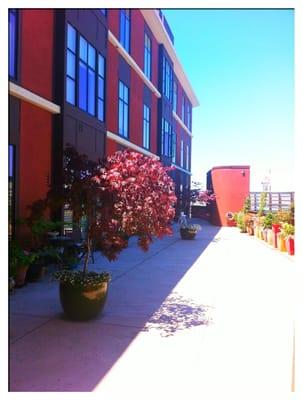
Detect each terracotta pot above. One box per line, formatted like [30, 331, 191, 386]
[15, 265, 29, 287]
[286, 236, 295, 255]
[277, 233, 287, 252]
[266, 229, 274, 246]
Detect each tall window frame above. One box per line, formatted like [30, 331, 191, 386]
[65, 24, 106, 122]
[161, 118, 172, 157]
[118, 81, 129, 138]
[66, 24, 77, 105]
[120, 9, 130, 53]
[144, 32, 152, 80]
[173, 80, 178, 113]
[142, 104, 151, 150]
[186, 143, 190, 170]
[9, 9, 18, 79]
[78, 35, 96, 115]
[181, 95, 185, 123]
[172, 131, 177, 163]
[162, 56, 173, 103]
[180, 139, 184, 168]
[97, 54, 105, 122]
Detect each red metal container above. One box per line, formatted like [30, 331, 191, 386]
[272, 223, 281, 248]
[286, 236, 295, 256]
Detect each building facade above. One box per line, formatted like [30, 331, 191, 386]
[9, 9, 199, 237]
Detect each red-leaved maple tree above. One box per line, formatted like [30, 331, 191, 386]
[46, 146, 177, 273]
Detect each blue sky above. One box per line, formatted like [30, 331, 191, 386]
[164, 9, 294, 191]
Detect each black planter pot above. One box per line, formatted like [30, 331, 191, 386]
[180, 229, 196, 240]
[59, 280, 109, 321]
[26, 262, 45, 282]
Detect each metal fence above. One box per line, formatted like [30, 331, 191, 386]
[250, 192, 294, 212]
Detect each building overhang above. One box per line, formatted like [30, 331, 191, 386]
[141, 9, 199, 108]
[9, 82, 61, 114]
[107, 131, 160, 160]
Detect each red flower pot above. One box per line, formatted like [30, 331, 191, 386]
[286, 236, 295, 256]
[272, 224, 281, 248]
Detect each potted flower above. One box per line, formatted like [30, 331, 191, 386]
[180, 223, 201, 240]
[281, 223, 295, 255]
[9, 240, 38, 287]
[233, 211, 246, 233]
[42, 146, 176, 320]
[262, 212, 275, 243]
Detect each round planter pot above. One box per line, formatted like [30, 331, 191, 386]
[286, 236, 295, 256]
[15, 265, 29, 288]
[59, 280, 109, 321]
[180, 229, 196, 240]
[26, 263, 46, 282]
[277, 233, 287, 252]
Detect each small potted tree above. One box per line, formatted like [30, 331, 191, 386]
[45, 146, 176, 320]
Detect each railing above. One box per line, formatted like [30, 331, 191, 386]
[250, 192, 294, 212]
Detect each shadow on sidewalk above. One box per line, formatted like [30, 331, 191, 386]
[10, 221, 220, 392]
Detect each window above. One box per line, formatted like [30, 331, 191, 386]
[120, 9, 130, 52]
[180, 139, 184, 168]
[144, 33, 151, 80]
[118, 81, 129, 138]
[97, 54, 105, 121]
[66, 24, 76, 105]
[173, 80, 177, 113]
[172, 132, 177, 163]
[66, 24, 105, 121]
[186, 103, 191, 130]
[161, 118, 172, 157]
[78, 36, 96, 115]
[162, 56, 173, 102]
[9, 145, 15, 238]
[186, 144, 190, 170]
[9, 9, 17, 79]
[182, 95, 185, 122]
[143, 104, 150, 149]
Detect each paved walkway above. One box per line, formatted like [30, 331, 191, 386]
[9, 221, 295, 395]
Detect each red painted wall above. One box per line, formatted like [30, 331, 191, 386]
[19, 104, 52, 217]
[209, 166, 250, 226]
[21, 10, 54, 100]
[106, 9, 159, 156]
[18, 10, 54, 219]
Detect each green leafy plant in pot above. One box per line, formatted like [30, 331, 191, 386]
[9, 240, 38, 288]
[42, 145, 176, 320]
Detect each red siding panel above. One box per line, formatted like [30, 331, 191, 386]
[21, 10, 54, 100]
[19, 103, 52, 217]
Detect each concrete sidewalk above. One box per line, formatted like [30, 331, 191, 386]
[9, 221, 295, 395]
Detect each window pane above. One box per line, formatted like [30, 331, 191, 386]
[98, 77, 104, 100]
[98, 54, 105, 77]
[79, 36, 87, 62]
[119, 81, 124, 99]
[67, 24, 76, 52]
[123, 104, 128, 137]
[98, 98, 104, 121]
[78, 61, 87, 110]
[88, 45, 95, 69]
[88, 68, 95, 115]
[66, 77, 75, 105]
[124, 84, 128, 102]
[119, 99, 123, 135]
[66, 50, 75, 78]
[9, 11, 16, 78]
[125, 18, 130, 52]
